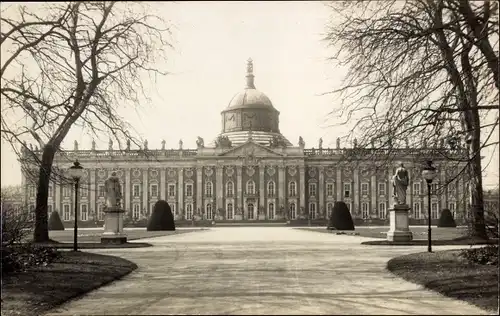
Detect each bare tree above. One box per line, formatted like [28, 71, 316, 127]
[1, 2, 172, 242]
[324, 0, 498, 239]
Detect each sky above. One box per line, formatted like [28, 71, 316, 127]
[1, 1, 498, 189]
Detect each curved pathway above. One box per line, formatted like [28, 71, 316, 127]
[46, 227, 490, 315]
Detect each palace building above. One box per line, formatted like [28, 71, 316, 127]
[20, 59, 470, 224]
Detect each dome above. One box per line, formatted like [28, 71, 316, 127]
[227, 88, 275, 110]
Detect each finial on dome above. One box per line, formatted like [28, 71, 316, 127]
[246, 58, 255, 89]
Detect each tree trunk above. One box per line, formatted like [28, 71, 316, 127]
[33, 143, 57, 242]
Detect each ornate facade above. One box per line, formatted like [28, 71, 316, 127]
[20, 59, 470, 223]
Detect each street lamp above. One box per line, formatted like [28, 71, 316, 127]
[421, 160, 437, 253]
[67, 160, 84, 252]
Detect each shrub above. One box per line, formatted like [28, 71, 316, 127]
[460, 245, 498, 266]
[328, 201, 355, 230]
[147, 200, 175, 231]
[438, 208, 456, 228]
[48, 211, 65, 231]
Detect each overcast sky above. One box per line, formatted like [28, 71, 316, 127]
[1, 1, 498, 189]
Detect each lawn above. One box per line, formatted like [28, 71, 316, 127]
[297, 226, 469, 240]
[1, 251, 137, 316]
[387, 249, 499, 313]
[48, 228, 206, 243]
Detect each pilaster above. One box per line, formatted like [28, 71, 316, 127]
[160, 168, 166, 200]
[353, 167, 359, 214]
[259, 164, 265, 209]
[237, 166, 243, 211]
[216, 165, 223, 211]
[89, 169, 95, 217]
[370, 173, 377, 215]
[125, 168, 131, 211]
[299, 166, 305, 209]
[336, 166, 342, 201]
[318, 166, 325, 218]
[196, 167, 202, 213]
[142, 169, 148, 213]
[178, 168, 184, 217]
[278, 164, 285, 219]
[55, 178, 61, 213]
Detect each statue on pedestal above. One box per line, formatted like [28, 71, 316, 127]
[392, 163, 409, 205]
[104, 172, 122, 209]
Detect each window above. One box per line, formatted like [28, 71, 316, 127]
[327, 203, 334, 218]
[361, 183, 369, 196]
[63, 185, 71, 197]
[378, 183, 386, 196]
[98, 204, 105, 220]
[48, 185, 53, 197]
[63, 204, 70, 221]
[47, 204, 53, 214]
[226, 181, 234, 197]
[133, 204, 140, 219]
[171, 203, 177, 215]
[98, 185, 105, 197]
[326, 183, 334, 197]
[205, 181, 213, 197]
[185, 203, 193, 220]
[309, 183, 317, 196]
[431, 184, 439, 195]
[344, 183, 351, 198]
[81, 204, 88, 221]
[431, 202, 438, 219]
[29, 185, 35, 197]
[289, 181, 297, 197]
[413, 202, 421, 219]
[267, 181, 275, 196]
[80, 185, 87, 197]
[151, 184, 158, 197]
[246, 180, 255, 195]
[168, 184, 176, 197]
[247, 203, 255, 219]
[449, 202, 456, 218]
[133, 184, 140, 197]
[268, 203, 275, 220]
[186, 184, 193, 197]
[362, 202, 369, 219]
[309, 202, 316, 219]
[206, 203, 213, 220]
[379, 202, 386, 219]
[413, 183, 421, 196]
[227, 203, 234, 220]
[290, 203, 296, 220]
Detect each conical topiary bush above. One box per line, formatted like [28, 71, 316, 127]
[48, 211, 65, 231]
[147, 200, 175, 231]
[438, 208, 456, 228]
[328, 201, 355, 230]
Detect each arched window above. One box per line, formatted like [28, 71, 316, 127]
[226, 181, 234, 197]
[247, 203, 255, 219]
[206, 203, 213, 220]
[133, 204, 140, 219]
[205, 181, 213, 197]
[186, 203, 193, 220]
[227, 203, 234, 220]
[246, 180, 255, 195]
[362, 202, 369, 219]
[289, 203, 296, 220]
[379, 202, 386, 219]
[327, 203, 334, 218]
[268, 203, 275, 220]
[309, 202, 316, 219]
[289, 181, 296, 196]
[267, 181, 275, 196]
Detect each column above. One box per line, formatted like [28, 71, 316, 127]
[196, 167, 202, 213]
[216, 166, 223, 211]
[370, 174, 377, 216]
[336, 166, 342, 201]
[406, 167, 411, 207]
[388, 167, 394, 207]
[440, 166, 446, 210]
[55, 178, 62, 213]
[259, 164, 265, 210]
[318, 166, 325, 218]
[142, 169, 148, 213]
[125, 169, 131, 211]
[278, 164, 285, 219]
[299, 166, 305, 213]
[160, 168, 166, 200]
[237, 166, 243, 212]
[178, 168, 184, 217]
[89, 169, 95, 217]
[353, 167, 359, 215]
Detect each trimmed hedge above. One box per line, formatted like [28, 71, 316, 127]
[48, 211, 65, 231]
[438, 208, 457, 228]
[328, 201, 355, 230]
[147, 200, 175, 231]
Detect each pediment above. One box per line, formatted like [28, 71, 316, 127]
[218, 141, 284, 157]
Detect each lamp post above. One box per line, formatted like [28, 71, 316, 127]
[67, 160, 84, 252]
[421, 160, 437, 253]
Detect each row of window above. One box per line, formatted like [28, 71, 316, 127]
[28, 181, 447, 201]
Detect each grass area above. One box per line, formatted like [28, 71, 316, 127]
[35, 241, 153, 249]
[1, 251, 137, 316]
[387, 249, 499, 313]
[361, 238, 497, 246]
[48, 228, 205, 243]
[297, 226, 469, 240]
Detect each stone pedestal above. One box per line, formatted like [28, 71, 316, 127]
[386, 204, 413, 242]
[101, 207, 127, 244]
